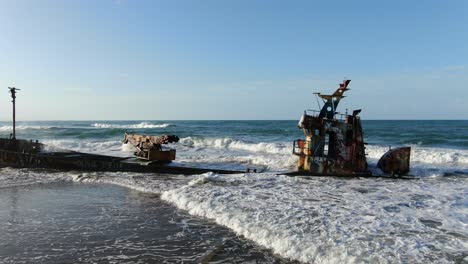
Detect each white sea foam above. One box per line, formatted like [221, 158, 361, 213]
[42, 139, 129, 157]
[161, 173, 468, 263]
[178, 137, 290, 155]
[366, 145, 468, 165]
[176, 137, 468, 175]
[71, 171, 193, 194]
[175, 152, 296, 171]
[40, 137, 468, 176]
[173, 137, 296, 171]
[366, 145, 468, 176]
[0, 165, 466, 263]
[91, 122, 173, 129]
[0, 125, 52, 131]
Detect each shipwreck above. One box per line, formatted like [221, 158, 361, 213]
[287, 80, 411, 177]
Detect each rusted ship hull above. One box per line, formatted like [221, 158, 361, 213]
[292, 80, 412, 177]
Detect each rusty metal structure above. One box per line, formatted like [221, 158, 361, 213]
[123, 133, 179, 162]
[290, 80, 411, 177]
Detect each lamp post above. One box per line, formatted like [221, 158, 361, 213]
[8, 87, 20, 139]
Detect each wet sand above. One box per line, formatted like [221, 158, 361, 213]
[0, 182, 291, 263]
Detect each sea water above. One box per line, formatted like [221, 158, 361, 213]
[0, 120, 466, 263]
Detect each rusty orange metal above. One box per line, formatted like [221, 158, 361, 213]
[291, 80, 411, 177]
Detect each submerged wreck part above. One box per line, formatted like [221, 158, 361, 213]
[123, 133, 179, 162]
[292, 80, 411, 177]
[377, 147, 411, 176]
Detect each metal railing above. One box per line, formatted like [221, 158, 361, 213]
[304, 109, 347, 121]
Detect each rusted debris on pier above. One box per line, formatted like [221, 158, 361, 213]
[123, 133, 179, 162]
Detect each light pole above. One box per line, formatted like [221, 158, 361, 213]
[8, 87, 20, 139]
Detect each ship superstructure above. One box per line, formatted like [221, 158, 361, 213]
[292, 80, 410, 176]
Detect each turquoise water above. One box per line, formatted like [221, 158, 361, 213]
[0, 119, 466, 175]
[0, 120, 467, 263]
[1, 120, 467, 148]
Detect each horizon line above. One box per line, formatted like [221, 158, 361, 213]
[0, 119, 466, 122]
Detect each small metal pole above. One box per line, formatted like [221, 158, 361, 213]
[8, 87, 20, 140]
[331, 97, 335, 119]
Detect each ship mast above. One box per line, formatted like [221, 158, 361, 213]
[316, 80, 351, 119]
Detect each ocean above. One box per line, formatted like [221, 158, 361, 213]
[0, 120, 467, 263]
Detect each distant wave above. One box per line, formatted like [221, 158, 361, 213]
[0, 125, 52, 131]
[91, 122, 173, 129]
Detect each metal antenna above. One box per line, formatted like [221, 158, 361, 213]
[313, 93, 322, 111]
[8, 87, 20, 139]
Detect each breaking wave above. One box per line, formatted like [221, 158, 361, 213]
[1, 168, 466, 263]
[176, 137, 468, 175]
[366, 145, 468, 176]
[38, 137, 468, 176]
[175, 153, 297, 172]
[178, 137, 290, 155]
[366, 145, 468, 165]
[41, 139, 130, 157]
[161, 173, 468, 263]
[91, 122, 173, 129]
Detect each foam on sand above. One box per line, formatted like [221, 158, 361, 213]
[1, 166, 466, 263]
[161, 173, 467, 263]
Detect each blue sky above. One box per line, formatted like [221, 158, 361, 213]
[0, 0, 467, 120]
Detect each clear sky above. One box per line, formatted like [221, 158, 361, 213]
[0, 0, 467, 120]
